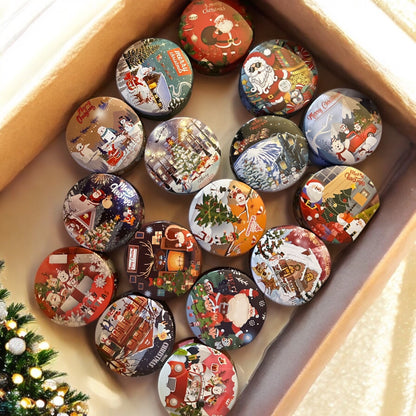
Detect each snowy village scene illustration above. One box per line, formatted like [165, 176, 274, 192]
[188, 179, 267, 257]
[95, 294, 175, 377]
[34, 247, 116, 326]
[144, 117, 221, 194]
[250, 225, 331, 306]
[178, 0, 253, 74]
[63, 173, 144, 252]
[296, 165, 380, 244]
[116, 38, 193, 118]
[125, 221, 202, 300]
[158, 343, 238, 416]
[303, 88, 382, 166]
[66, 97, 145, 173]
[239, 39, 318, 117]
[230, 115, 309, 192]
[186, 268, 267, 351]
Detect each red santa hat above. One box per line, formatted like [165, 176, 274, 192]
[244, 48, 275, 74]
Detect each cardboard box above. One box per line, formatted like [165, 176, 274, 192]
[0, 1, 415, 415]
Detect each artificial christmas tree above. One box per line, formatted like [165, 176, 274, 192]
[0, 262, 89, 416]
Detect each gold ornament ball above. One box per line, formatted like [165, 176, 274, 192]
[12, 373, 24, 384]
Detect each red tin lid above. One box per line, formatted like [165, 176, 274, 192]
[294, 165, 380, 244]
[158, 342, 238, 415]
[34, 246, 117, 326]
[186, 267, 267, 350]
[250, 225, 331, 305]
[65, 97, 145, 174]
[95, 293, 175, 376]
[125, 221, 203, 300]
[179, 0, 253, 75]
[188, 179, 266, 257]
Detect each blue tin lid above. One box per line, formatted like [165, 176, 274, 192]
[302, 88, 382, 165]
[62, 173, 144, 252]
[230, 115, 308, 192]
[116, 38, 193, 119]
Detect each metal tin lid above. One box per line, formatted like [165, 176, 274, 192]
[294, 165, 380, 244]
[230, 115, 309, 192]
[186, 267, 267, 350]
[95, 293, 175, 376]
[302, 88, 382, 165]
[144, 117, 221, 194]
[158, 342, 238, 415]
[188, 179, 267, 257]
[116, 38, 193, 119]
[239, 39, 318, 116]
[63, 173, 144, 252]
[250, 225, 331, 306]
[65, 97, 145, 174]
[125, 221, 203, 300]
[34, 247, 117, 326]
[179, 0, 253, 75]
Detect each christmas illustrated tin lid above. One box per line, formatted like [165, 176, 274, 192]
[62, 173, 144, 252]
[95, 293, 175, 376]
[250, 225, 331, 306]
[179, 0, 253, 75]
[186, 268, 267, 350]
[230, 115, 309, 192]
[239, 39, 318, 117]
[125, 221, 203, 300]
[116, 38, 193, 119]
[158, 342, 238, 415]
[302, 88, 382, 166]
[294, 165, 380, 244]
[144, 117, 221, 194]
[188, 179, 267, 257]
[65, 97, 145, 174]
[34, 247, 117, 326]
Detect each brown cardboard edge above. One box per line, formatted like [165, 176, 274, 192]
[0, 0, 188, 191]
[273, 211, 416, 416]
[255, 0, 416, 140]
[228, 146, 416, 415]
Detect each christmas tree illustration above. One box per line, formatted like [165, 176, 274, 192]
[0, 263, 89, 415]
[123, 38, 161, 69]
[322, 188, 353, 222]
[194, 192, 239, 227]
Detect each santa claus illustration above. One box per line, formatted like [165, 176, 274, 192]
[299, 178, 325, 223]
[243, 48, 292, 113]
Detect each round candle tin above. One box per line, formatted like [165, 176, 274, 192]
[250, 225, 331, 306]
[34, 246, 117, 326]
[239, 39, 318, 117]
[294, 165, 380, 244]
[188, 179, 267, 257]
[65, 97, 145, 174]
[95, 293, 175, 376]
[302, 88, 382, 165]
[230, 115, 309, 192]
[144, 117, 221, 194]
[63, 173, 144, 252]
[158, 342, 238, 415]
[179, 0, 253, 75]
[116, 38, 193, 119]
[186, 267, 267, 350]
[125, 221, 202, 300]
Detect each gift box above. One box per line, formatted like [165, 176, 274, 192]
[0, 1, 415, 415]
